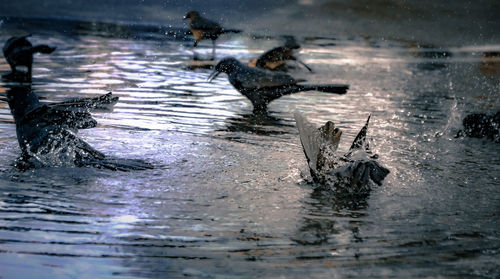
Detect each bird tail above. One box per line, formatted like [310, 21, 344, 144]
[86, 158, 155, 171]
[221, 29, 242, 34]
[31, 45, 56, 54]
[297, 84, 349, 94]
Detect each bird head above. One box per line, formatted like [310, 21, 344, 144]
[283, 36, 300, 49]
[184, 11, 200, 20]
[208, 57, 241, 82]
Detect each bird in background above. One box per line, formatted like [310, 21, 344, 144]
[183, 11, 241, 60]
[208, 57, 348, 113]
[249, 36, 313, 72]
[2, 35, 56, 81]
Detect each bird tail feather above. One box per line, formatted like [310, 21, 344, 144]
[86, 158, 155, 171]
[31, 45, 56, 54]
[297, 84, 349, 94]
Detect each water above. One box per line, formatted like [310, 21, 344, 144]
[0, 13, 499, 278]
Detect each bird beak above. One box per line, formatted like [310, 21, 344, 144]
[207, 70, 221, 82]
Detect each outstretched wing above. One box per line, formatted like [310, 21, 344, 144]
[23, 105, 97, 130]
[295, 112, 322, 174]
[350, 115, 370, 151]
[49, 92, 119, 111]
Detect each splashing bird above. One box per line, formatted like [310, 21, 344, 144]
[6, 86, 151, 171]
[295, 113, 389, 197]
[456, 111, 500, 142]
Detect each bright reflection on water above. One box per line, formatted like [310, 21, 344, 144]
[0, 18, 499, 278]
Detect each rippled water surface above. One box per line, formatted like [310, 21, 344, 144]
[0, 17, 499, 278]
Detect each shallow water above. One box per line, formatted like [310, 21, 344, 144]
[0, 16, 499, 278]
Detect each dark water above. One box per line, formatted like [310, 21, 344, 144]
[0, 14, 499, 278]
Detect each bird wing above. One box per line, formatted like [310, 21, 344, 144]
[56, 129, 106, 160]
[294, 113, 322, 174]
[238, 67, 299, 89]
[349, 115, 371, 151]
[50, 92, 118, 111]
[22, 105, 97, 130]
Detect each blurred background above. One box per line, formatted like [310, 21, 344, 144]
[1, 0, 499, 46]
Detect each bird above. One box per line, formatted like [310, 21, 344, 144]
[183, 11, 241, 60]
[5, 86, 151, 171]
[457, 111, 500, 142]
[249, 36, 313, 72]
[295, 113, 389, 197]
[208, 57, 349, 112]
[6, 86, 100, 169]
[2, 35, 56, 81]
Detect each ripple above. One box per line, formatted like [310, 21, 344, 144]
[0, 17, 499, 279]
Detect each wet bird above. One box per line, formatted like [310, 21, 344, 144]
[5, 86, 150, 171]
[208, 57, 348, 112]
[7, 86, 100, 169]
[183, 11, 241, 60]
[456, 111, 500, 142]
[2, 35, 56, 81]
[295, 113, 389, 197]
[249, 36, 313, 72]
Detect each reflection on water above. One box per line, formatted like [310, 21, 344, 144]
[217, 112, 295, 144]
[0, 17, 499, 278]
[293, 188, 369, 246]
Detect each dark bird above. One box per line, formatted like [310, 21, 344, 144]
[456, 111, 500, 142]
[2, 35, 56, 81]
[249, 36, 313, 72]
[5, 86, 151, 171]
[183, 11, 241, 60]
[208, 57, 348, 112]
[295, 113, 389, 197]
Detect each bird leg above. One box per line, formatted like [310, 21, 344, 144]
[290, 55, 313, 72]
[297, 60, 313, 72]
